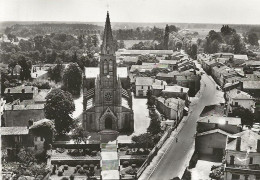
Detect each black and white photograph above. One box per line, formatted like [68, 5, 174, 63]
[0, 0, 260, 179]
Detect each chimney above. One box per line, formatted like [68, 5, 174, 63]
[257, 140, 260, 152]
[236, 137, 241, 151]
[164, 85, 165, 90]
[237, 90, 240, 94]
[208, 119, 210, 123]
[28, 119, 33, 127]
[181, 88, 183, 93]
[161, 81, 163, 85]
[12, 104, 14, 110]
[22, 89, 25, 93]
[31, 87, 34, 91]
[226, 121, 228, 125]
[38, 89, 41, 93]
[8, 89, 10, 93]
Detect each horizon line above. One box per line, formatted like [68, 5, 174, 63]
[1, 20, 260, 26]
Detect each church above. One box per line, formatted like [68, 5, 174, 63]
[82, 12, 134, 132]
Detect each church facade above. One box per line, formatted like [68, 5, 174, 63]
[82, 12, 134, 132]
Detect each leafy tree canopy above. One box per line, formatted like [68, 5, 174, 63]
[44, 88, 75, 135]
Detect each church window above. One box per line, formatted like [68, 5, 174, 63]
[104, 60, 108, 74]
[109, 60, 113, 71]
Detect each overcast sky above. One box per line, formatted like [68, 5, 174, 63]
[0, 0, 260, 24]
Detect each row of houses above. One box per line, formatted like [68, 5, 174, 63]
[195, 103, 260, 180]
[1, 85, 51, 159]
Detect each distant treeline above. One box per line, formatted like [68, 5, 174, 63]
[4, 23, 104, 38]
[112, 25, 178, 40]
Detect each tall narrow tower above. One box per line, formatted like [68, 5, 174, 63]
[97, 11, 121, 107]
[83, 12, 133, 132]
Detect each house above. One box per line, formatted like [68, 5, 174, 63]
[200, 104, 226, 117]
[196, 116, 241, 157]
[202, 59, 224, 75]
[156, 71, 179, 83]
[175, 74, 201, 96]
[4, 85, 38, 103]
[33, 89, 50, 104]
[118, 56, 138, 66]
[116, 49, 174, 57]
[1, 126, 33, 160]
[212, 53, 234, 60]
[155, 97, 185, 122]
[135, 77, 167, 97]
[212, 66, 238, 87]
[226, 89, 255, 113]
[233, 54, 248, 61]
[161, 85, 189, 103]
[3, 104, 45, 127]
[159, 60, 178, 71]
[178, 60, 195, 71]
[224, 130, 260, 180]
[242, 81, 260, 98]
[1, 120, 46, 160]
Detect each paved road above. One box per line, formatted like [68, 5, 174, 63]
[148, 73, 222, 180]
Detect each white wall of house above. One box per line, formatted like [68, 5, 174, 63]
[229, 98, 255, 112]
[135, 85, 151, 97]
[225, 173, 256, 180]
[225, 150, 260, 180]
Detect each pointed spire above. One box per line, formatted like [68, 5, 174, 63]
[101, 11, 115, 55]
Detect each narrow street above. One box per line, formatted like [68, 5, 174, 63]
[142, 71, 224, 179]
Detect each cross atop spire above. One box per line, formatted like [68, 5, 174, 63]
[101, 11, 115, 55]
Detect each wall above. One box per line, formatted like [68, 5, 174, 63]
[4, 109, 45, 127]
[226, 150, 260, 167]
[225, 172, 256, 180]
[229, 98, 255, 112]
[196, 133, 227, 155]
[135, 85, 150, 97]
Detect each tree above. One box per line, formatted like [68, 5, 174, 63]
[164, 24, 170, 50]
[48, 59, 63, 82]
[190, 44, 198, 59]
[232, 33, 244, 54]
[248, 32, 259, 46]
[92, 34, 99, 47]
[231, 106, 254, 126]
[44, 89, 75, 135]
[8, 59, 17, 77]
[17, 148, 36, 166]
[63, 63, 82, 95]
[118, 40, 125, 49]
[221, 25, 235, 36]
[132, 133, 154, 149]
[72, 51, 78, 63]
[210, 40, 220, 53]
[30, 119, 55, 149]
[18, 55, 31, 80]
[71, 126, 87, 144]
[147, 111, 161, 135]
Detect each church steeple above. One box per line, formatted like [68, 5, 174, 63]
[101, 11, 116, 55]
